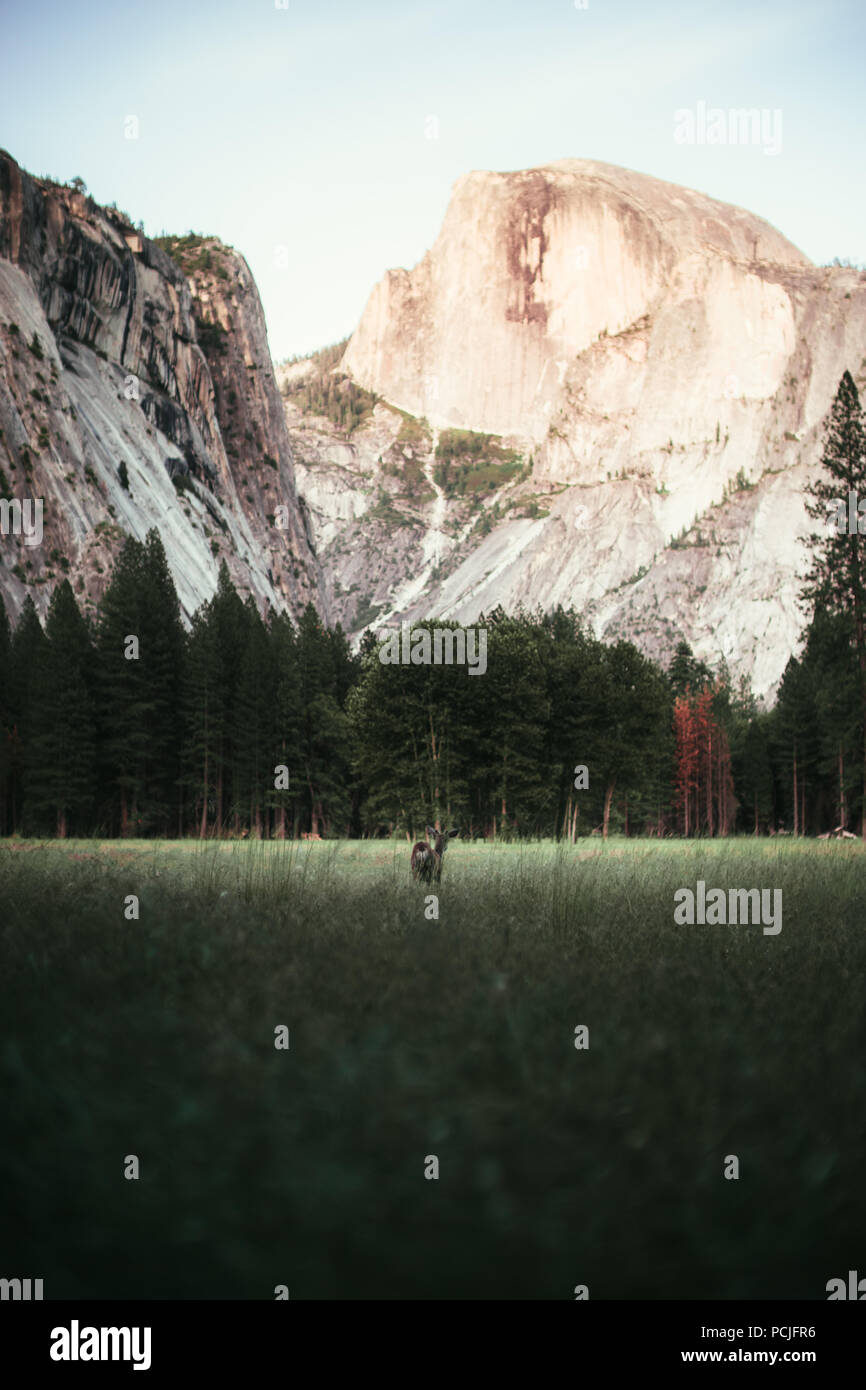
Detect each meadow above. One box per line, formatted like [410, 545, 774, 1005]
[1, 835, 864, 1300]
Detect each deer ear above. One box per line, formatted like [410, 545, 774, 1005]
[448, 828, 460, 838]
[426, 825, 438, 840]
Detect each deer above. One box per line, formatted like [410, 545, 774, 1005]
[410, 825, 459, 884]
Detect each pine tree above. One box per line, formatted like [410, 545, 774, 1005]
[296, 604, 351, 835]
[541, 608, 597, 840]
[801, 371, 866, 836]
[183, 599, 223, 837]
[478, 612, 550, 836]
[210, 562, 251, 833]
[96, 536, 149, 835]
[591, 641, 670, 839]
[25, 581, 95, 836]
[269, 610, 301, 838]
[727, 682, 775, 834]
[8, 596, 48, 832]
[96, 531, 184, 835]
[668, 639, 712, 699]
[0, 599, 12, 835]
[232, 597, 274, 837]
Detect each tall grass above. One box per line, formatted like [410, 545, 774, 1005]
[0, 837, 864, 1298]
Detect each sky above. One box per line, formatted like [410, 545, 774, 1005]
[1, 0, 863, 362]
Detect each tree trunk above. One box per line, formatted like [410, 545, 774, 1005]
[707, 727, 714, 837]
[199, 749, 208, 839]
[602, 780, 616, 840]
[854, 594, 866, 841]
[793, 745, 799, 835]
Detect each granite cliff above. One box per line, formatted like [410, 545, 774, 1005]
[0, 150, 322, 627]
[291, 159, 866, 698]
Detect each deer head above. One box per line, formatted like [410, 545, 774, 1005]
[427, 825, 459, 859]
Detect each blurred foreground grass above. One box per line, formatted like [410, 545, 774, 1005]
[0, 835, 864, 1299]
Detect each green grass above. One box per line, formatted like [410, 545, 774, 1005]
[153, 234, 231, 280]
[1, 837, 864, 1299]
[280, 340, 379, 434]
[433, 429, 524, 499]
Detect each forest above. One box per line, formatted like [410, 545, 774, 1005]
[1, 372, 864, 842]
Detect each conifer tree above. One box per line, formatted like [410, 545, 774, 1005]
[183, 598, 223, 837]
[269, 610, 301, 838]
[211, 562, 251, 832]
[0, 599, 12, 834]
[96, 531, 184, 835]
[802, 371, 866, 835]
[296, 603, 352, 835]
[26, 580, 95, 836]
[232, 597, 274, 837]
[592, 641, 670, 838]
[8, 596, 48, 832]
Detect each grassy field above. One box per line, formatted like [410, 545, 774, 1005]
[1, 835, 864, 1300]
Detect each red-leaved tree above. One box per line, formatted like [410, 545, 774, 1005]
[673, 685, 735, 835]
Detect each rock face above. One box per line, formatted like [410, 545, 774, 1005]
[344, 159, 812, 439]
[0, 150, 322, 627]
[313, 159, 866, 698]
[5, 146, 864, 702]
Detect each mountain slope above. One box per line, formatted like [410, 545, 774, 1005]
[290, 159, 866, 698]
[0, 151, 323, 626]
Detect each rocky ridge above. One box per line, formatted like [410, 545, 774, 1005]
[0, 151, 323, 627]
[288, 159, 866, 698]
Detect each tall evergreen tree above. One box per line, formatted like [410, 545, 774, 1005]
[8, 596, 48, 832]
[269, 610, 301, 838]
[232, 597, 274, 837]
[25, 581, 95, 836]
[591, 641, 671, 838]
[0, 599, 12, 835]
[541, 608, 601, 840]
[296, 604, 352, 835]
[183, 598, 223, 837]
[96, 531, 184, 835]
[211, 562, 251, 832]
[801, 371, 866, 835]
[668, 639, 713, 699]
[475, 610, 550, 836]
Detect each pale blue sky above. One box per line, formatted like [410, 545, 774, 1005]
[1, 0, 863, 360]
